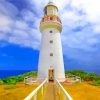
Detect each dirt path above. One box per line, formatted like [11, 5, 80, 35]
[62, 82, 100, 100]
[0, 82, 39, 100]
[44, 83, 58, 100]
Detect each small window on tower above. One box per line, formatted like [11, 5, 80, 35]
[50, 53, 53, 56]
[50, 30, 53, 33]
[44, 8, 47, 15]
[50, 40, 53, 43]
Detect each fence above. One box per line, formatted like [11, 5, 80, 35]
[24, 76, 45, 85]
[55, 79, 73, 100]
[24, 79, 47, 100]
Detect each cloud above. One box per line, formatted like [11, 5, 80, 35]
[0, 0, 100, 49]
[0, 0, 18, 17]
[60, 0, 100, 52]
[0, 0, 41, 49]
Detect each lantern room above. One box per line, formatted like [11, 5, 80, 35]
[44, 2, 58, 16]
[40, 2, 62, 33]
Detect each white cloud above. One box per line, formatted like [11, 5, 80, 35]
[8, 29, 41, 49]
[0, 0, 41, 49]
[62, 31, 99, 52]
[0, 0, 18, 17]
[0, 14, 13, 33]
[58, 0, 100, 54]
[0, 15, 11, 27]
[71, 0, 100, 23]
[21, 9, 37, 22]
[0, 0, 100, 52]
[93, 24, 100, 33]
[15, 20, 28, 30]
[54, 0, 70, 10]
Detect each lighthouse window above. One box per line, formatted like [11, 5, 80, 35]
[50, 30, 53, 33]
[50, 40, 53, 43]
[50, 53, 53, 56]
[44, 8, 47, 15]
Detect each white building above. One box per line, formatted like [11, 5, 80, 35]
[38, 2, 65, 81]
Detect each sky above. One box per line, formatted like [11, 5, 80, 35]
[0, 0, 100, 74]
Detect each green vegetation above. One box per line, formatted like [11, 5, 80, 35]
[65, 70, 100, 86]
[91, 80, 100, 86]
[0, 79, 4, 85]
[0, 70, 99, 86]
[0, 71, 37, 85]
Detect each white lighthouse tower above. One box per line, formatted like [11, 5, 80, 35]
[38, 2, 65, 81]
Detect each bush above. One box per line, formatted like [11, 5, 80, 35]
[0, 79, 4, 85]
[65, 70, 99, 81]
[65, 70, 86, 78]
[91, 80, 100, 86]
[2, 76, 17, 85]
[2, 71, 37, 84]
[94, 76, 100, 81]
[82, 73, 97, 81]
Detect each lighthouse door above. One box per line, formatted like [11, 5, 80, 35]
[48, 68, 54, 82]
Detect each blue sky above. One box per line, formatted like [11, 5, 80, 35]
[0, 0, 100, 74]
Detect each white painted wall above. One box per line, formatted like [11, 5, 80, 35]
[38, 28, 65, 80]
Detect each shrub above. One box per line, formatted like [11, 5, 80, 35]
[2, 71, 37, 84]
[2, 77, 17, 85]
[0, 79, 4, 85]
[82, 73, 97, 81]
[65, 70, 99, 81]
[91, 80, 100, 86]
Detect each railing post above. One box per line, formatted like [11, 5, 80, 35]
[34, 93, 37, 100]
[41, 85, 43, 95]
[64, 93, 67, 100]
[58, 86, 60, 94]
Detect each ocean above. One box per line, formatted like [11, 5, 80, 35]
[0, 70, 32, 79]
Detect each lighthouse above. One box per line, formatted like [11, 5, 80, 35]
[38, 2, 65, 81]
